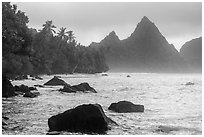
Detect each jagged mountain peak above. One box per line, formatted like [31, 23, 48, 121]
[141, 16, 151, 23]
[101, 30, 120, 43]
[126, 16, 168, 46]
[109, 31, 117, 36]
[106, 31, 119, 39]
[132, 16, 159, 36]
[138, 16, 154, 27]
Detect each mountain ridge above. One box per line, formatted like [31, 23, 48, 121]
[180, 37, 202, 72]
[89, 16, 194, 73]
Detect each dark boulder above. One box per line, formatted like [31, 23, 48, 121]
[14, 85, 38, 96]
[71, 83, 97, 93]
[14, 85, 30, 93]
[23, 91, 40, 98]
[108, 101, 144, 113]
[48, 104, 116, 134]
[44, 76, 70, 86]
[127, 75, 131, 77]
[2, 76, 16, 98]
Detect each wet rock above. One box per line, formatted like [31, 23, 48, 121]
[23, 91, 40, 98]
[108, 101, 144, 113]
[59, 83, 97, 93]
[14, 84, 38, 96]
[185, 82, 195, 86]
[44, 76, 70, 86]
[2, 75, 16, 98]
[48, 104, 116, 134]
[127, 75, 131, 77]
[71, 83, 97, 93]
[14, 75, 28, 80]
[14, 85, 30, 93]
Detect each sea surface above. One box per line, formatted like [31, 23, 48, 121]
[2, 73, 202, 135]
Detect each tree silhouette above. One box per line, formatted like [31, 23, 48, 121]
[42, 20, 56, 34]
[67, 30, 76, 43]
[57, 27, 69, 41]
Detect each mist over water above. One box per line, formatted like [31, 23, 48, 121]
[2, 73, 202, 135]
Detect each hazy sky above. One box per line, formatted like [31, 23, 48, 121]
[13, 2, 202, 50]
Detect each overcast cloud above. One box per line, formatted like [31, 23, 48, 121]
[13, 2, 202, 50]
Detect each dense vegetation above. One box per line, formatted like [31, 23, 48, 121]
[2, 2, 109, 77]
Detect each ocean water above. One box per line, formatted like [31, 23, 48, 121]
[2, 73, 202, 135]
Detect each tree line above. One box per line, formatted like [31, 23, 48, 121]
[2, 2, 109, 77]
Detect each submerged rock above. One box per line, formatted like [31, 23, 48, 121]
[59, 83, 97, 93]
[2, 76, 16, 98]
[2, 116, 9, 120]
[46, 131, 61, 135]
[44, 76, 70, 86]
[29, 87, 37, 91]
[101, 74, 108, 76]
[34, 84, 44, 88]
[48, 104, 116, 134]
[156, 125, 179, 133]
[14, 75, 28, 80]
[108, 101, 144, 113]
[35, 76, 43, 80]
[185, 82, 195, 86]
[30, 75, 43, 80]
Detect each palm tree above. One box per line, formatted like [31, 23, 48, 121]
[57, 27, 68, 41]
[42, 20, 56, 34]
[67, 30, 76, 43]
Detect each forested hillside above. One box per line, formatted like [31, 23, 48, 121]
[2, 2, 109, 77]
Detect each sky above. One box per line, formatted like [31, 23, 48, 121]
[13, 2, 202, 51]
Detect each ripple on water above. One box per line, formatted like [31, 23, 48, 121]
[2, 73, 202, 135]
